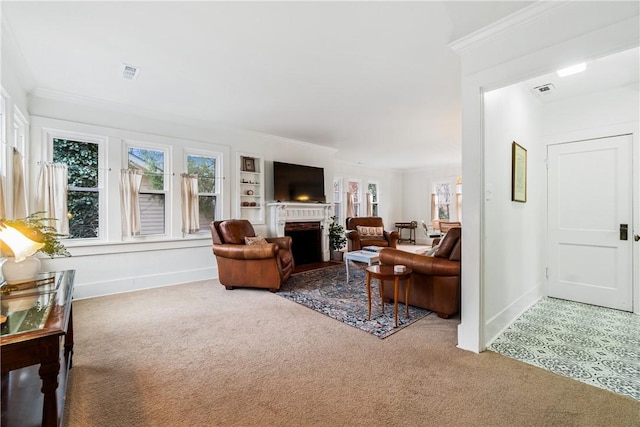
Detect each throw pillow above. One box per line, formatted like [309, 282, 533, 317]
[422, 245, 439, 257]
[245, 236, 269, 245]
[356, 225, 384, 237]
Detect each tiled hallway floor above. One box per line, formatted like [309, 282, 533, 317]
[489, 297, 640, 401]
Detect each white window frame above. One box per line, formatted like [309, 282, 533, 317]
[347, 179, 362, 217]
[333, 178, 343, 225]
[50, 130, 107, 241]
[367, 181, 379, 217]
[184, 148, 223, 233]
[433, 181, 453, 221]
[125, 140, 171, 237]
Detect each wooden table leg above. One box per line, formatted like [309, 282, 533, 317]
[39, 336, 61, 427]
[394, 277, 399, 327]
[365, 272, 372, 321]
[65, 306, 74, 369]
[405, 277, 412, 317]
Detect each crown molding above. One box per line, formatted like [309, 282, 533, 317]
[448, 1, 569, 54]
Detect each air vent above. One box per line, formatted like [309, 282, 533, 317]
[120, 63, 140, 80]
[533, 83, 554, 95]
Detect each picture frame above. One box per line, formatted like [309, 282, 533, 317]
[511, 141, 527, 202]
[243, 157, 256, 172]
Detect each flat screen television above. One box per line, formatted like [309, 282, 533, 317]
[273, 161, 326, 203]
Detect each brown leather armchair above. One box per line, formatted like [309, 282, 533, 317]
[345, 217, 399, 251]
[211, 220, 294, 292]
[379, 227, 461, 318]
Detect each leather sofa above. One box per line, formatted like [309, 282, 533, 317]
[379, 227, 461, 318]
[210, 220, 294, 292]
[345, 217, 399, 251]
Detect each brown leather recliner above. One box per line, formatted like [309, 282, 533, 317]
[345, 217, 399, 252]
[210, 220, 294, 292]
[379, 227, 461, 318]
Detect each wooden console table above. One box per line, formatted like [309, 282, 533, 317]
[1, 270, 75, 427]
[395, 221, 417, 244]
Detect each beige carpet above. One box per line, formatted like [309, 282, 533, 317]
[63, 280, 639, 427]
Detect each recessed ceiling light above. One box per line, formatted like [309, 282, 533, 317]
[120, 63, 141, 80]
[557, 63, 587, 77]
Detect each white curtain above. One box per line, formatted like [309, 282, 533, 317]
[365, 193, 373, 217]
[36, 162, 69, 234]
[181, 173, 199, 234]
[12, 148, 27, 219]
[346, 192, 355, 218]
[120, 169, 142, 237]
[0, 175, 6, 220]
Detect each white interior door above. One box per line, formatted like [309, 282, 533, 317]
[547, 134, 633, 311]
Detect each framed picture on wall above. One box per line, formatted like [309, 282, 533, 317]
[243, 157, 256, 172]
[511, 141, 527, 202]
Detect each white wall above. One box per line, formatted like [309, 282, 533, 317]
[455, 2, 639, 352]
[402, 164, 461, 244]
[482, 82, 544, 344]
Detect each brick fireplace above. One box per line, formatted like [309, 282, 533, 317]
[267, 202, 332, 262]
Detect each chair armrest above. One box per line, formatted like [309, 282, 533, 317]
[385, 230, 399, 246]
[345, 230, 360, 241]
[213, 243, 278, 260]
[379, 248, 460, 276]
[265, 236, 292, 251]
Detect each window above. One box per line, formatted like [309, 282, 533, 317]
[186, 152, 221, 227]
[333, 178, 343, 224]
[367, 182, 378, 216]
[12, 107, 27, 154]
[53, 138, 100, 238]
[128, 145, 168, 236]
[433, 182, 452, 220]
[348, 180, 360, 217]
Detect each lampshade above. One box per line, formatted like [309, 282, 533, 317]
[0, 223, 44, 262]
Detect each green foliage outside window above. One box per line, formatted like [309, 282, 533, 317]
[53, 138, 99, 239]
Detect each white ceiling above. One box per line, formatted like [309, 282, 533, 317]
[3, 1, 634, 170]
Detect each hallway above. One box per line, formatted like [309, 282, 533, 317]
[489, 297, 639, 401]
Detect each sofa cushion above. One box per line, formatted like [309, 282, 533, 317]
[449, 240, 461, 261]
[434, 227, 461, 258]
[356, 225, 384, 238]
[245, 236, 269, 245]
[219, 220, 256, 244]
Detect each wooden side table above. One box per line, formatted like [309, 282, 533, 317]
[1, 270, 75, 427]
[395, 221, 417, 244]
[365, 265, 412, 327]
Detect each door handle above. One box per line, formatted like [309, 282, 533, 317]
[620, 224, 628, 241]
[635, 234, 640, 242]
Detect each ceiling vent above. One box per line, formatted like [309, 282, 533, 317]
[533, 83, 554, 95]
[120, 63, 140, 80]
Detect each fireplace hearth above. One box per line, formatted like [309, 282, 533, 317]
[285, 222, 322, 265]
[267, 202, 332, 262]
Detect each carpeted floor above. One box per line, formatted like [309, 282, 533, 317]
[278, 263, 431, 338]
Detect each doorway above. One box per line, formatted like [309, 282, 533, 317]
[547, 134, 633, 311]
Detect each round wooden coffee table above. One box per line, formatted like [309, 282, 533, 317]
[365, 265, 413, 327]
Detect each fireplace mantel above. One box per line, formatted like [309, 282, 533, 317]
[267, 202, 333, 262]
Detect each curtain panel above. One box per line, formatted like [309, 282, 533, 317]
[12, 149, 27, 219]
[180, 173, 199, 234]
[36, 162, 69, 234]
[120, 169, 143, 237]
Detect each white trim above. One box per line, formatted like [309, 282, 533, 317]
[449, 2, 568, 54]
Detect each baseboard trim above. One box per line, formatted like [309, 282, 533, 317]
[73, 267, 218, 300]
[484, 283, 543, 348]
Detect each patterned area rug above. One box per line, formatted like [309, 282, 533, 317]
[489, 297, 640, 401]
[278, 262, 431, 339]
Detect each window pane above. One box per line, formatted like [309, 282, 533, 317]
[139, 193, 165, 235]
[53, 138, 99, 187]
[67, 191, 99, 238]
[198, 195, 216, 225]
[129, 148, 164, 191]
[368, 183, 377, 203]
[187, 155, 216, 194]
[53, 138, 100, 239]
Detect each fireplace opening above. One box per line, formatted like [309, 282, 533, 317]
[285, 221, 322, 266]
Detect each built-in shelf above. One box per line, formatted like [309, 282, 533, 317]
[236, 153, 265, 224]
